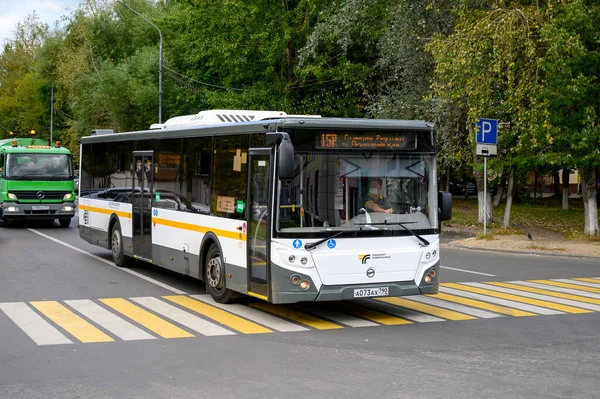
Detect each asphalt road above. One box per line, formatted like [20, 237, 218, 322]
[1, 219, 599, 399]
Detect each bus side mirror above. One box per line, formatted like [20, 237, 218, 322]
[266, 132, 295, 181]
[438, 191, 452, 222]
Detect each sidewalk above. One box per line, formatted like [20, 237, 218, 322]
[443, 224, 600, 259]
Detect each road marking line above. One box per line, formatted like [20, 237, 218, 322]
[0, 302, 73, 345]
[27, 228, 186, 295]
[333, 302, 413, 325]
[65, 299, 156, 341]
[249, 302, 345, 330]
[409, 295, 504, 318]
[295, 304, 382, 327]
[530, 280, 600, 294]
[562, 279, 600, 289]
[31, 301, 114, 343]
[376, 297, 475, 321]
[466, 283, 600, 312]
[486, 282, 600, 306]
[164, 296, 272, 334]
[443, 283, 578, 314]
[131, 297, 235, 336]
[100, 298, 194, 339]
[427, 292, 534, 317]
[440, 266, 496, 277]
[440, 286, 560, 315]
[510, 281, 600, 300]
[191, 295, 308, 332]
[355, 300, 445, 323]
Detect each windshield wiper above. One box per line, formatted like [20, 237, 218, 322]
[354, 220, 430, 247]
[304, 229, 353, 251]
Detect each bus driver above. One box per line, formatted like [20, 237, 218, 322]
[365, 177, 393, 214]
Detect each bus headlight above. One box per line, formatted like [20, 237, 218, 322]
[63, 193, 74, 200]
[424, 275, 432, 284]
[300, 281, 311, 290]
[7, 193, 17, 200]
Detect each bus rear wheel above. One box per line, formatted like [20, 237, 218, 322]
[205, 244, 236, 304]
[111, 221, 131, 267]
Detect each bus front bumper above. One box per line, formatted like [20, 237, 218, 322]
[1, 202, 76, 220]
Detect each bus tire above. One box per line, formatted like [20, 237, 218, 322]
[59, 218, 71, 228]
[205, 244, 235, 303]
[111, 221, 131, 268]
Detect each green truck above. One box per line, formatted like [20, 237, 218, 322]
[0, 138, 76, 227]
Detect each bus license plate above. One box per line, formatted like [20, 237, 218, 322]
[31, 206, 49, 211]
[353, 287, 389, 298]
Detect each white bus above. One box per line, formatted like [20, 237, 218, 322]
[78, 110, 452, 304]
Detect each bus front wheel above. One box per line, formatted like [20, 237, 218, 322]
[111, 221, 131, 268]
[205, 245, 236, 304]
[59, 218, 71, 228]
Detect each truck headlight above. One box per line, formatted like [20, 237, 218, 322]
[7, 193, 17, 200]
[63, 193, 74, 200]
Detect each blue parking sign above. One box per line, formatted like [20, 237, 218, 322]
[476, 119, 498, 145]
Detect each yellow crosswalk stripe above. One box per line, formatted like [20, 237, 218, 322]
[443, 283, 592, 314]
[376, 297, 475, 320]
[571, 278, 600, 286]
[31, 301, 114, 343]
[334, 302, 412, 325]
[428, 292, 535, 317]
[530, 280, 600, 294]
[250, 303, 343, 330]
[487, 282, 600, 305]
[100, 298, 194, 339]
[164, 296, 272, 334]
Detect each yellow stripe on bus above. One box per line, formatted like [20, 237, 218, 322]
[530, 280, 600, 294]
[443, 283, 592, 314]
[164, 296, 271, 334]
[336, 302, 412, 325]
[250, 303, 344, 330]
[486, 282, 600, 305]
[428, 292, 536, 317]
[377, 297, 475, 321]
[78, 204, 130, 219]
[153, 217, 242, 241]
[100, 298, 194, 339]
[31, 301, 114, 343]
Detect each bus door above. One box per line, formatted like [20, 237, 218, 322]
[246, 148, 273, 299]
[132, 151, 154, 260]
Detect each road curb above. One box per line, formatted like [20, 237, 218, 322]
[447, 240, 600, 260]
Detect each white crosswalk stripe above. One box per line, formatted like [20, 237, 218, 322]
[463, 283, 600, 312]
[294, 304, 380, 327]
[190, 294, 308, 332]
[558, 279, 600, 289]
[406, 295, 504, 319]
[65, 299, 156, 341]
[511, 281, 600, 299]
[131, 297, 235, 336]
[0, 302, 72, 345]
[356, 299, 445, 323]
[440, 287, 564, 315]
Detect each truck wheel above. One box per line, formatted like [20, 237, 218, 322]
[205, 244, 236, 303]
[111, 221, 131, 267]
[59, 218, 71, 228]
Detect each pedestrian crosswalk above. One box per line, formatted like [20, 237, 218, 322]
[2, 277, 600, 346]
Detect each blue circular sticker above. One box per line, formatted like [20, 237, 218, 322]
[293, 239, 302, 249]
[327, 239, 336, 249]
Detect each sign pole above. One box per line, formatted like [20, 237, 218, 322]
[483, 156, 487, 236]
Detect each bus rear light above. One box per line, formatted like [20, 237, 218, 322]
[424, 275, 432, 284]
[429, 270, 436, 277]
[300, 281, 310, 290]
[290, 275, 300, 285]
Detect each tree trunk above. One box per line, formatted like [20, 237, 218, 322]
[552, 169, 560, 198]
[503, 166, 516, 228]
[580, 167, 598, 236]
[562, 169, 569, 211]
[493, 182, 505, 208]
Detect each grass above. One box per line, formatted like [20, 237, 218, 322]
[449, 197, 600, 240]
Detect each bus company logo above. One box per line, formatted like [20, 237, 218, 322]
[358, 254, 371, 264]
[366, 268, 376, 278]
[108, 202, 120, 209]
[36, 191, 45, 199]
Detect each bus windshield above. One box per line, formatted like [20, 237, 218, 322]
[277, 152, 437, 236]
[6, 153, 72, 180]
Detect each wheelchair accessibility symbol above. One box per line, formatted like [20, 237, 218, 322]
[153, 209, 159, 217]
[327, 239, 336, 249]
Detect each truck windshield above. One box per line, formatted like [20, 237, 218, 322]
[277, 152, 438, 237]
[6, 153, 72, 180]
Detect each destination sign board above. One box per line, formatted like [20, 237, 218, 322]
[315, 132, 416, 150]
